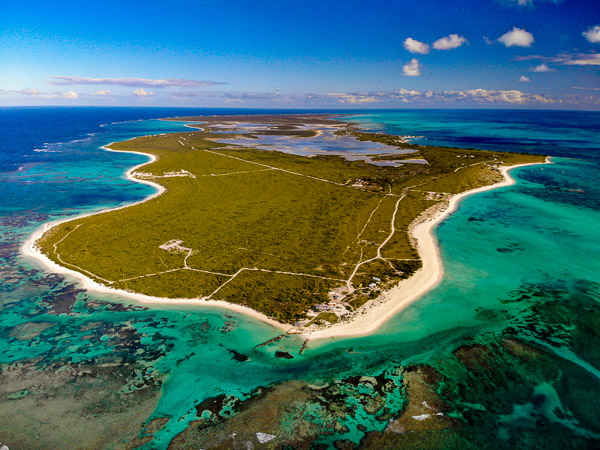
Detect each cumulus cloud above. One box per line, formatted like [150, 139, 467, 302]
[403, 38, 430, 54]
[134, 88, 153, 97]
[327, 93, 380, 104]
[90, 90, 111, 96]
[583, 25, 600, 43]
[483, 36, 494, 45]
[498, 27, 534, 47]
[0, 85, 589, 107]
[404, 35, 466, 53]
[532, 94, 557, 104]
[433, 34, 467, 50]
[325, 91, 411, 104]
[160, 87, 579, 107]
[402, 59, 422, 76]
[532, 63, 554, 72]
[395, 88, 422, 96]
[17, 88, 41, 96]
[49, 76, 225, 88]
[0, 88, 79, 99]
[444, 89, 528, 104]
[519, 75, 531, 82]
[444, 88, 549, 104]
[320, 88, 556, 105]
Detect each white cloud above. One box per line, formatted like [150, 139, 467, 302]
[396, 88, 422, 96]
[532, 63, 554, 72]
[402, 58, 422, 76]
[49, 76, 225, 88]
[0, 86, 590, 108]
[498, 27, 534, 47]
[455, 89, 529, 104]
[427, 88, 555, 105]
[483, 36, 494, 45]
[90, 90, 111, 96]
[519, 75, 531, 82]
[474, 89, 554, 104]
[325, 90, 423, 104]
[533, 94, 556, 104]
[515, 52, 600, 66]
[403, 38, 430, 54]
[319, 88, 555, 105]
[433, 34, 467, 50]
[562, 53, 600, 65]
[18, 88, 40, 96]
[327, 93, 379, 104]
[583, 25, 600, 43]
[134, 88, 154, 97]
[1, 88, 79, 99]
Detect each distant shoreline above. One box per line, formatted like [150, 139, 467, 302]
[21, 116, 550, 343]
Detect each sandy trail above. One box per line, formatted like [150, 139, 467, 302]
[20, 139, 292, 334]
[305, 159, 551, 341]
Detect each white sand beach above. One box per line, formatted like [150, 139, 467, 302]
[20, 141, 292, 334]
[305, 158, 551, 341]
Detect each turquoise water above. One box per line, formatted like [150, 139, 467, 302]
[1, 108, 599, 448]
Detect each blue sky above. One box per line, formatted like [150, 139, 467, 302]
[1, 0, 599, 109]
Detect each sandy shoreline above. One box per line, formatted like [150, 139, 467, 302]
[305, 158, 551, 340]
[21, 131, 550, 342]
[20, 138, 291, 334]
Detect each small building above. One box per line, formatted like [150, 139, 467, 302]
[314, 304, 333, 311]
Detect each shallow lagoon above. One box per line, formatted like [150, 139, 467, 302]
[216, 122, 416, 165]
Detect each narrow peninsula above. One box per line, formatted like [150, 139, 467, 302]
[28, 115, 546, 338]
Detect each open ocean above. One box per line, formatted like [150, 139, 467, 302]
[1, 107, 599, 448]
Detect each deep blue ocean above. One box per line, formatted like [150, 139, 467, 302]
[1, 107, 599, 448]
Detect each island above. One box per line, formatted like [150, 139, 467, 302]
[26, 114, 547, 340]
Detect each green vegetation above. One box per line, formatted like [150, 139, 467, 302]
[37, 116, 545, 324]
[316, 312, 339, 323]
[216, 271, 333, 322]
